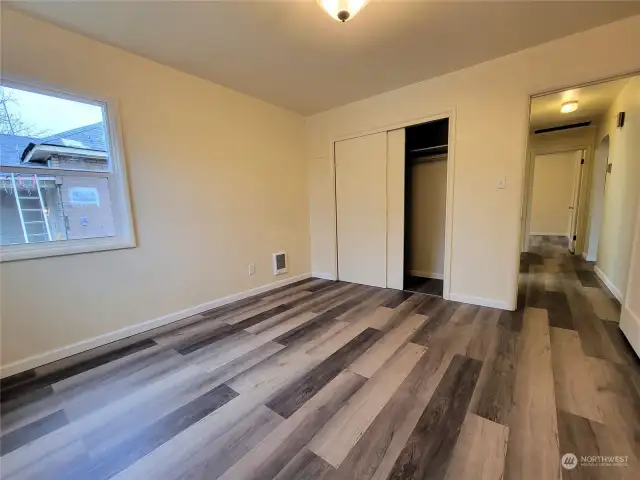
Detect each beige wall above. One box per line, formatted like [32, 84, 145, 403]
[410, 161, 447, 277]
[530, 152, 579, 236]
[594, 77, 640, 298]
[0, 9, 309, 369]
[306, 15, 640, 309]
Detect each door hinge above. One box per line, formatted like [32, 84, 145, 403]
[581, 159, 585, 165]
[573, 235, 577, 241]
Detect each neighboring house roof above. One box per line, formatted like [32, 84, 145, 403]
[42, 123, 107, 152]
[0, 134, 39, 167]
[0, 123, 107, 167]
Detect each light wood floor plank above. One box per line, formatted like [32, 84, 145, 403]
[348, 313, 427, 378]
[503, 307, 561, 480]
[218, 370, 366, 480]
[308, 342, 426, 468]
[445, 413, 509, 480]
[550, 326, 604, 422]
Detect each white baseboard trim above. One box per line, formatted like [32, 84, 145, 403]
[620, 306, 640, 359]
[593, 266, 623, 302]
[448, 293, 512, 311]
[1, 272, 312, 379]
[312, 271, 337, 280]
[409, 270, 444, 280]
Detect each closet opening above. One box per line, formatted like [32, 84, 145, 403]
[403, 118, 449, 296]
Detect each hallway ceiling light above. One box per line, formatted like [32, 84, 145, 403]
[561, 101, 579, 113]
[318, 0, 368, 22]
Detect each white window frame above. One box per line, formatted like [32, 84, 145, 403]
[0, 78, 136, 262]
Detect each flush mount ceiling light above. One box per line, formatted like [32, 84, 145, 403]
[561, 101, 578, 113]
[317, 0, 369, 22]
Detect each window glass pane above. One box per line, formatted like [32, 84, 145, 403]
[0, 173, 115, 245]
[0, 85, 109, 172]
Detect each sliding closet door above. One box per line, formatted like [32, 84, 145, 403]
[335, 133, 387, 287]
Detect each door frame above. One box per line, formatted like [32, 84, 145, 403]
[329, 109, 456, 299]
[568, 150, 585, 253]
[522, 144, 593, 254]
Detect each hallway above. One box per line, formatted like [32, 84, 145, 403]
[516, 235, 639, 479]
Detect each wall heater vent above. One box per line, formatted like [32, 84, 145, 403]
[273, 252, 287, 275]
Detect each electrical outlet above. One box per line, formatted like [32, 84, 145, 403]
[248, 263, 255, 275]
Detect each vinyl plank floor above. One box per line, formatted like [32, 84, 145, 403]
[2, 243, 638, 480]
[444, 413, 509, 480]
[386, 355, 482, 480]
[503, 307, 561, 480]
[550, 326, 604, 422]
[308, 343, 426, 468]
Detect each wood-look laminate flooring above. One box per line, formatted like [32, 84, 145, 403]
[1, 236, 639, 479]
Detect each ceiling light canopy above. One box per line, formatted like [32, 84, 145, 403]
[561, 101, 578, 113]
[317, 0, 369, 22]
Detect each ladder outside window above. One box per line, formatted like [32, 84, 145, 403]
[10, 173, 52, 244]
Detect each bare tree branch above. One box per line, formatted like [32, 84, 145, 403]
[0, 87, 49, 137]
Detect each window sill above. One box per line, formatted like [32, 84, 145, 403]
[0, 237, 136, 262]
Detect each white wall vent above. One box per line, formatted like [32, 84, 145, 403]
[272, 251, 287, 275]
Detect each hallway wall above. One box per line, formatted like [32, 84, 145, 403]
[594, 77, 640, 299]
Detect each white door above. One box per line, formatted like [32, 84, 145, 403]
[621, 195, 640, 359]
[530, 151, 579, 240]
[335, 132, 387, 288]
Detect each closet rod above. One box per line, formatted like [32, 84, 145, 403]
[408, 145, 448, 154]
[411, 154, 448, 164]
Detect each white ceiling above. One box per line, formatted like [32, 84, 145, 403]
[529, 76, 633, 130]
[8, 1, 640, 115]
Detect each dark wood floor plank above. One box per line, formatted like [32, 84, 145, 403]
[65, 384, 238, 479]
[556, 410, 637, 480]
[247, 283, 359, 335]
[273, 448, 334, 480]
[218, 371, 366, 480]
[563, 281, 623, 363]
[386, 355, 482, 480]
[328, 338, 454, 480]
[0, 340, 156, 404]
[382, 291, 415, 309]
[576, 269, 600, 287]
[470, 326, 518, 425]
[411, 301, 460, 347]
[267, 328, 382, 418]
[497, 309, 523, 333]
[306, 280, 344, 293]
[0, 409, 68, 456]
[541, 290, 575, 330]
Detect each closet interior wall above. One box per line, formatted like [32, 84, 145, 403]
[404, 119, 449, 295]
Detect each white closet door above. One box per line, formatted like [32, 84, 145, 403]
[335, 132, 387, 288]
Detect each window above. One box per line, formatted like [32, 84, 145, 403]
[0, 80, 135, 261]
